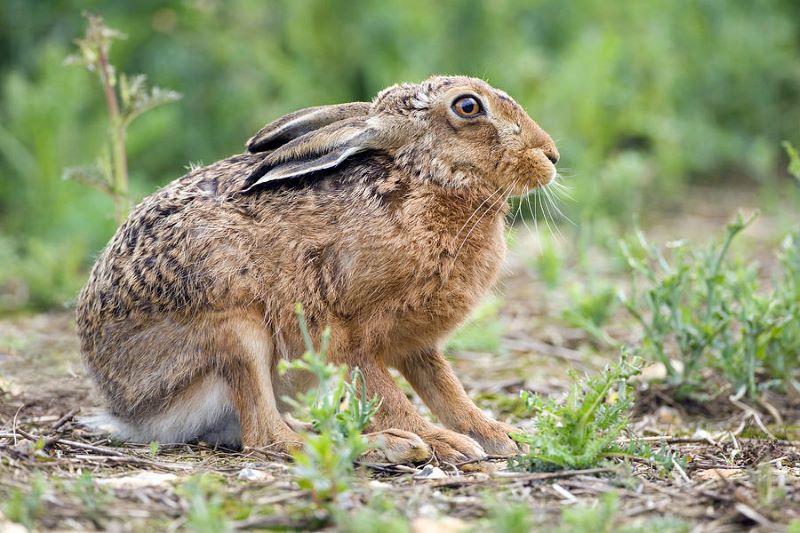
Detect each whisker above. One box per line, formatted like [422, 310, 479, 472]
[542, 186, 564, 237]
[533, 187, 554, 238]
[507, 189, 522, 228]
[453, 184, 504, 245]
[519, 185, 538, 244]
[453, 180, 516, 265]
[530, 184, 542, 249]
[544, 183, 575, 227]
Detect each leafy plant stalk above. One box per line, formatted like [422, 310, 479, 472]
[65, 12, 180, 223]
[621, 213, 800, 400]
[280, 304, 381, 506]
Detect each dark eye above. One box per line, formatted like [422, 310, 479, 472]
[451, 95, 483, 118]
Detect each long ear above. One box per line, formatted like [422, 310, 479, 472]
[242, 116, 389, 192]
[246, 102, 371, 153]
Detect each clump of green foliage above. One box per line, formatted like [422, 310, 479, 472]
[177, 474, 234, 533]
[531, 234, 563, 290]
[784, 141, 800, 182]
[563, 281, 619, 347]
[510, 353, 671, 471]
[620, 213, 800, 400]
[479, 492, 689, 533]
[280, 304, 381, 505]
[334, 494, 410, 533]
[64, 12, 181, 223]
[2, 475, 47, 531]
[478, 499, 536, 533]
[556, 492, 689, 533]
[70, 472, 111, 526]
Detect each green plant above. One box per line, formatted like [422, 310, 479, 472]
[334, 494, 410, 533]
[479, 499, 535, 533]
[556, 492, 688, 533]
[531, 234, 563, 289]
[474, 391, 533, 422]
[71, 472, 109, 525]
[64, 12, 180, 223]
[563, 281, 619, 347]
[784, 141, 800, 181]
[0, 235, 87, 311]
[148, 441, 160, 457]
[280, 304, 381, 505]
[177, 474, 234, 533]
[510, 352, 647, 471]
[2, 475, 46, 531]
[620, 214, 800, 399]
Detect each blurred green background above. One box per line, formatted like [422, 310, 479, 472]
[1, 0, 799, 312]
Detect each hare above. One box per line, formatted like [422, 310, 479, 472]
[76, 75, 559, 464]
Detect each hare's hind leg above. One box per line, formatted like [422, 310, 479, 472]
[90, 312, 301, 452]
[212, 314, 302, 452]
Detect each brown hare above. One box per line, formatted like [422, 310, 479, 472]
[76, 75, 559, 464]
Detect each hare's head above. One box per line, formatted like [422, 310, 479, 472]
[243, 75, 558, 196]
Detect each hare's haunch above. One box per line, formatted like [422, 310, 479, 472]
[77, 76, 559, 463]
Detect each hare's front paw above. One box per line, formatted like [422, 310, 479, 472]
[468, 420, 523, 456]
[243, 428, 304, 456]
[418, 427, 486, 464]
[362, 429, 432, 464]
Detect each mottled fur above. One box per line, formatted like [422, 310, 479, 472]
[77, 76, 559, 463]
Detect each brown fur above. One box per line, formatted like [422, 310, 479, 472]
[76, 75, 559, 463]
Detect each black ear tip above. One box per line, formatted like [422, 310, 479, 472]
[248, 135, 293, 154]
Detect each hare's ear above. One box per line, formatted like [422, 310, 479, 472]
[242, 117, 393, 192]
[247, 102, 371, 153]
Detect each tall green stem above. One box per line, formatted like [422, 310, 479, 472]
[98, 46, 129, 223]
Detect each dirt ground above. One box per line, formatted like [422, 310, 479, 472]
[1, 189, 799, 532]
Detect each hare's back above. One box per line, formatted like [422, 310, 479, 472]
[77, 155, 267, 339]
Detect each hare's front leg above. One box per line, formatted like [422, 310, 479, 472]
[397, 348, 521, 456]
[350, 360, 486, 463]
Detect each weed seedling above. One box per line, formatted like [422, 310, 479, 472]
[2, 475, 47, 531]
[334, 494, 410, 533]
[783, 141, 800, 181]
[479, 498, 535, 533]
[556, 492, 689, 533]
[64, 12, 180, 222]
[621, 213, 800, 399]
[71, 472, 109, 526]
[280, 304, 381, 505]
[563, 281, 620, 347]
[177, 474, 234, 533]
[511, 352, 655, 471]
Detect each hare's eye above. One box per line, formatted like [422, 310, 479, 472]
[451, 96, 483, 118]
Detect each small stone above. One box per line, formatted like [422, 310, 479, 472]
[414, 465, 448, 480]
[238, 468, 273, 482]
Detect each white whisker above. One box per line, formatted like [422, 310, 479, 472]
[453, 184, 504, 245]
[453, 180, 516, 266]
[544, 183, 575, 227]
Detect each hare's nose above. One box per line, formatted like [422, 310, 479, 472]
[544, 148, 559, 165]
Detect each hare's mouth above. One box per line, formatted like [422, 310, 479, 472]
[522, 164, 556, 193]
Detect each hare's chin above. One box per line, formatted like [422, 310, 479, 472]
[524, 167, 557, 191]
